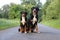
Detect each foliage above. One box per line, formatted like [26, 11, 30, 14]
[0, 0, 42, 21]
[41, 0, 60, 29]
[42, 0, 60, 20]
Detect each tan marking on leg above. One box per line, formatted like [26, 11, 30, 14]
[36, 25, 38, 33]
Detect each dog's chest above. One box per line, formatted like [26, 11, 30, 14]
[32, 15, 37, 24]
[21, 17, 25, 25]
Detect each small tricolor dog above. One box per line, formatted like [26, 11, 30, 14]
[19, 11, 27, 33]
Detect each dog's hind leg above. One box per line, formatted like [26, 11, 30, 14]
[24, 26, 27, 33]
[18, 27, 22, 33]
[35, 25, 38, 33]
[29, 27, 31, 33]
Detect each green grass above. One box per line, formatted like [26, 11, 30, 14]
[0, 18, 19, 30]
[0, 18, 60, 30]
[41, 19, 60, 30]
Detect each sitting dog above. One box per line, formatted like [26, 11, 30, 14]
[18, 11, 27, 33]
[27, 7, 39, 33]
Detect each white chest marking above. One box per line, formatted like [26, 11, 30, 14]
[33, 15, 37, 24]
[21, 17, 25, 25]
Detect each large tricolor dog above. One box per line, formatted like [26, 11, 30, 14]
[27, 7, 39, 33]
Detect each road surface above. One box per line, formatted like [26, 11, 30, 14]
[0, 24, 60, 40]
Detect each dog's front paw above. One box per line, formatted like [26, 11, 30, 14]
[24, 32, 27, 33]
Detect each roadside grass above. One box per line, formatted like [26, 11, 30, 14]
[0, 18, 20, 30]
[0, 18, 60, 30]
[41, 19, 60, 30]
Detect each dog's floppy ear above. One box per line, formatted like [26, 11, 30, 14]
[31, 7, 35, 11]
[35, 7, 39, 11]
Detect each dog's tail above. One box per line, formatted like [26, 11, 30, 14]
[18, 28, 20, 32]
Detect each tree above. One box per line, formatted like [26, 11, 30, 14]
[42, 0, 60, 20]
[8, 3, 25, 19]
[0, 9, 3, 18]
[2, 4, 10, 18]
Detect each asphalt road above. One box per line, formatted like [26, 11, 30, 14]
[0, 24, 60, 40]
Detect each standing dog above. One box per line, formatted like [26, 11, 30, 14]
[19, 11, 27, 33]
[27, 7, 39, 33]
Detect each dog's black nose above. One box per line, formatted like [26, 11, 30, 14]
[34, 11, 36, 12]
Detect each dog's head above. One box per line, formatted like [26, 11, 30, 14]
[31, 7, 39, 15]
[20, 11, 27, 17]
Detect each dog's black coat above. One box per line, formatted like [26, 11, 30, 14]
[20, 11, 27, 28]
[20, 17, 27, 29]
[18, 11, 27, 32]
[27, 14, 38, 31]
